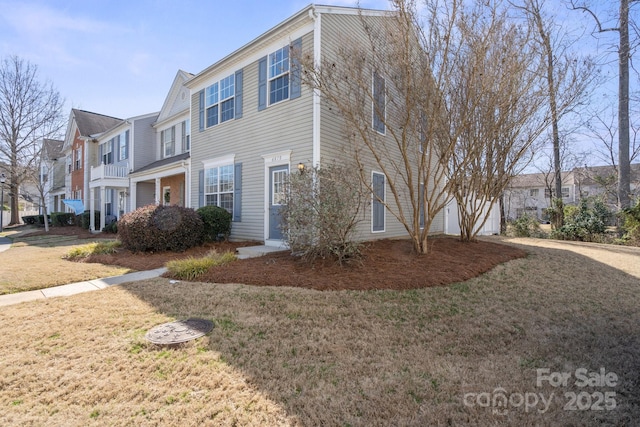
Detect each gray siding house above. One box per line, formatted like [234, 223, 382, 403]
[187, 4, 444, 245]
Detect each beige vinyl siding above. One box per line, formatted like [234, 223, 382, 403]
[190, 31, 314, 242]
[132, 115, 159, 170]
[319, 13, 444, 239]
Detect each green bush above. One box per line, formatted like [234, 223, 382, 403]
[102, 221, 118, 234]
[510, 215, 542, 238]
[118, 204, 204, 253]
[196, 205, 232, 242]
[50, 212, 75, 227]
[619, 202, 640, 245]
[76, 211, 101, 230]
[551, 197, 611, 242]
[166, 250, 236, 280]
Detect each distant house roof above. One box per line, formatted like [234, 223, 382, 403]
[43, 139, 64, 160]
[72, 109, 122, 137]
[576, 164, 640, 186]
[131, 152, 190, 175]
[508, 171, 575, 189]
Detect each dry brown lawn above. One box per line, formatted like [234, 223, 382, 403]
[0, 233, 638, 426]
[0, 227, 129, 295]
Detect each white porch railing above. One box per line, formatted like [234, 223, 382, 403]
[91, 164, 129, 181]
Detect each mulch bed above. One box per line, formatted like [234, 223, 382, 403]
[29, 226, 527, 291]
[186, 237, 527, 291]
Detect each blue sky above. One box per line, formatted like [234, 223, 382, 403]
[0, 0, 388, 119]
[0, 0, 635, 167]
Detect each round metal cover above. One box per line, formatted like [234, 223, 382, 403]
[145, 318, 214, 345]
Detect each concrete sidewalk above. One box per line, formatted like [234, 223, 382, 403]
[0, 267, 167, 307]
[0, 236, 11, 253]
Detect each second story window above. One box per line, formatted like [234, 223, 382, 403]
[530, 189, 539, 197]
[205, 73, 236, 128]
[74, 147, 82, 170]
[182, 119, 190, 152]
[100, 140, 113, 165]
[162, 126, 175, 158]
[269, 46, 289, 104]
[373, 70, 386, 134]
[118, 131, 129, 161]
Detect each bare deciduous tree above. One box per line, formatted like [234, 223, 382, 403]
[513, 0, 599, 228]
[0, 55, 64, 225]
[301, 0, 457, 254]
[571, 0, 638, 209]
[447, 2, 551, 242]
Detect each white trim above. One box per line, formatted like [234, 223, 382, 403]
[371, 171, 386, 233]
[262, 150, 292, 243]
[202, 153, 235, 170]
[312, 11, 322, 168]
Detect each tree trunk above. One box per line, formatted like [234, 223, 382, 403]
[499, 193, 507, 235]
[618, 0, 631, 210]
[9, 181, 19, 225]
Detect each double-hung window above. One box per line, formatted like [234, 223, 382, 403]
[373, 71, 386, 134]
[205, 164, 234, 213]
[101, 140, 113, 165]
[182, 119, 190, 151]
[74, 147, 82, 170]
[205, 73, 235, 128]
[162, 126, 175, 158]
[118, 131, 129, 161]
[269, 46, 290, 104]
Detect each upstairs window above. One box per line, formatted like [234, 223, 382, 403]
[100, 140, 113, 165]
[182, 119, 190, 152]
[205, 73, 236, 128]
[118, 130, 129, 161]
[269, 46, 289, 104]
[530, 188, 539, 197]
[74, 147, 82, 170]
[373, 71, 386, 134]
[162, 126, 175, 158]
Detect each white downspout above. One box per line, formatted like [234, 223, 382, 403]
[310, 7, 321, 169]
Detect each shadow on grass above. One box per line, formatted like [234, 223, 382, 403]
[121, 241, 640, 426]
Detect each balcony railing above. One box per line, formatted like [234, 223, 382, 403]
[91, 164, 129, 181]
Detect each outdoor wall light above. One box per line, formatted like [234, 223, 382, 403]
[297, 163, 305, 173]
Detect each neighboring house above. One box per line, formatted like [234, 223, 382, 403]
[186, 4, 443, 245]
[504, 164, 640, 220]
[88, 112, 158, 231]
[41, 138, 66, 213]
[62, 109, 122, 211]
[88, 70, 192, 231]
[129, 70, 193, 211]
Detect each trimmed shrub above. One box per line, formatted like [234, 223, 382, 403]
[102, 221, 118, 234]
[50, 212, 75, 227]
[197, 205, 232, 241]
[118, 204, 204, 253]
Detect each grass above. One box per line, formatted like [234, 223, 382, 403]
[0, 230, 130, 295]
[165, 250, 237, 280]
[0, 237, 638, 425]
[63, 240, 122, 260]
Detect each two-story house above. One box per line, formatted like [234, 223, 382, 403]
[62, 109, 122, 211]
[186, 4, 443, 245]
[88, 70, 193, 231]
[88, 112, 158, 231]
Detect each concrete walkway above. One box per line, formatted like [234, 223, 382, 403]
[0, 236, 11, 253]
[0, 268, 167, 307]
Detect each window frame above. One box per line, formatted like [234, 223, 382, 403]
[204, 162, 235, 214]
[205, 73, 235, 128]
[101, 140, 113, 165]
[268, 45, 290, 105]
[161, 126, 175, 158]
[118, 131, 129, 161]
[372, 70, 386, 135]
[182, 119, 190, 152]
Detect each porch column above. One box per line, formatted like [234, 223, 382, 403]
[99, 186, 106, 232]
[129, 181, 136, 212]
[89, 188, 95, 232]
[155, 178, 161, 205]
